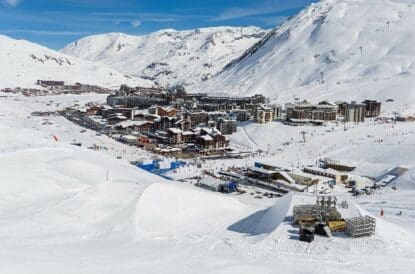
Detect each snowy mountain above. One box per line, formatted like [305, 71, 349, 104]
[0, 35, 153, 89]
[197, 0, 415, 113]
[61, 26, 267, 88]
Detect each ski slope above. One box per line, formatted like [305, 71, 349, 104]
[198, 0, 415, 113]
[0, 93, 415, 273]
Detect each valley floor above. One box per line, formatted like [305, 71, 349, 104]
[0, 93, 414, 273]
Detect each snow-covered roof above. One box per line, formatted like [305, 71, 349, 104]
[117, 120, 151, 128]
[120, 135, 137, 141]
[168, 128, 183, 134]
[303, 166, 345, 176]
[249, 166, 278, 175]
[200, 127, 221, 136]
[200, 135, 213, 141]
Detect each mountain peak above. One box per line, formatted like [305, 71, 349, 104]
[196, 0, 415, 112]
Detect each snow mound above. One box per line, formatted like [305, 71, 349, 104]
[134, 183, 248, 237]
[228, 192, 292, 236]
[0, 147, 158, 241]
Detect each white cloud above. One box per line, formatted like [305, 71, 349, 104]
[130, 20, 141, 28]
[212, 0, 308, 21]
[4, 0, 21, 7]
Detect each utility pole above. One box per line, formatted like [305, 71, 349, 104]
[106, 168, 109, 182]
[300, 131, 307, 143]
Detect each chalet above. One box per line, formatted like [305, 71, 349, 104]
[167, 128, 183, 144]
[115, 120, 153, 132]
[133, 113, 159, 122]
[156, 106, 178, 117]
[106, 114, 128, 125]
[182, 131, 194, 142]
[195, 127, 229, 151]
[174, 118, 191, 131]
[196, 134, 229, 151]
[156, 116, 176, 131]
[184, 111, 209, 127]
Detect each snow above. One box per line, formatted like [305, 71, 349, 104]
[116, 120, 151, 128]
[61, 27, 267, 88]
[1, 0, 415, 271]
[0, 93, 415, 272]
[0, 35, 153, 89]
[135, 182, 248, 238]
[197, 0, 415, 114]
[200, 134, 214, 141]
[167, 127, 183, 134]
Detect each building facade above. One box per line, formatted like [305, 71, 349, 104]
[346, 102, 367, 123]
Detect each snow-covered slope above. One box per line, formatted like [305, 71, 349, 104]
[0, 35, 153, 89]
[198, 0, 415, 111]
[1, 93, 415, 273]
[61, 27, 267, 88]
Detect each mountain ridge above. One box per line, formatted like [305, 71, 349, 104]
[61, 26, 268, 88]
[197, 0, 415, 106]
[0, 34, 154, 89]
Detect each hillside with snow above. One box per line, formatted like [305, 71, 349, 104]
[0, 35, 153, 89]
[61, 27, 266, 88]
[0, 91, 414, 273]
[197, 0, 415, 113]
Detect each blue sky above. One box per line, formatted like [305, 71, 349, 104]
[0, 0, 314, 49]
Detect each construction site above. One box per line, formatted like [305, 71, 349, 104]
[293, 196, 376, 242]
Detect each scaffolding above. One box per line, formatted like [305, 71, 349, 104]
[293, 205, 322, 224]
[345, 216, 376, 237]
[316, 196, 337, 209]
[293, 196, 341, 224]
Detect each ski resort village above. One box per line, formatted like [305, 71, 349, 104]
[1, 0, 415, 273]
